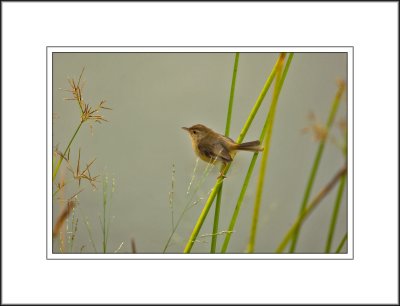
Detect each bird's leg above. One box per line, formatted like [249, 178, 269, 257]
[217, 163, 228, 179]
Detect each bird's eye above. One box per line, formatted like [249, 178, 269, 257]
[192, 130, 197, 134]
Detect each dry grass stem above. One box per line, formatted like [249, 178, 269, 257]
[52, 190, 82, 237]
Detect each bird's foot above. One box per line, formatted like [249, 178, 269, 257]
[217, 172, 227, 180]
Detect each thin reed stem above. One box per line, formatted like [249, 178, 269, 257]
[184, 54, 284, 254]
[211, 52, 240, 253]
[276, 165, 347, 253]
[52, 121, 83, 181]
[211, 189, 223, 253]
[80, 210, 98, 253]
[325, 173, 347, 253]
[221, 53, 294, 253]
[169, 164, 176, 230]
[236, 55, 281, 144]
[290, 81, 346, 252]
[102, 178, 107, 253]
[335, 233, 348, 253]
[247, 54, 286, 253]
[220, 155, 259, 253]
[225, 53, 239, 137]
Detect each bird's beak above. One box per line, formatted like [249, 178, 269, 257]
[181, 127, 190, 132]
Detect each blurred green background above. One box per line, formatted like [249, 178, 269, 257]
[52, 52, 348, 254]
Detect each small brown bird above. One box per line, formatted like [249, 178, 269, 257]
[182, 124, 263, 176]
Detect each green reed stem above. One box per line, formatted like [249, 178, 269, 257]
[225, 53, 239, 137]
[221, 153, 258, 253]
[211, 53, 240, 253]
[211, 188, 223, 253]
[221, 53, 294, 253]
[236, 55, 281, 144]
[335, 233, 348, 253]
[247, 54, 286, 253]
[325, 173, 347, 253]
[184, 178, 224, 253]
[326, 129, 348, 253]
[289, 81, 345, 253]
[183, 54, 284, 254]
[276, 165, 347, 253]
[52, 121, 83, 181]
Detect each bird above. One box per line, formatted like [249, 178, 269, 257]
[182, 124, 263, 178]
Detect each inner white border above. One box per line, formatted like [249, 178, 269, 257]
[47, 46, 354, 260]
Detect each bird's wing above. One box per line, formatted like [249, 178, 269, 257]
[198, 141, 232, 163]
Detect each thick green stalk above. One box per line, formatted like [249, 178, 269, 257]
[220, 153, 259, 253]
[247, 54, 285, 253]
[247, 137, 268, 253]
[335, 233, 348, 253]
[184, 179, 224, 253]
[52, 121, 83, 181]
[290, 81, 345, 252]
[325, 174, 347, 253]
[211, 53, 239, 253]
[220, 116, 269, 253]
[220, 53, 294, 253]
[276, 165, 347, 253]
[183, 54, 284, 253]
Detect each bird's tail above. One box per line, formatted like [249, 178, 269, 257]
[234, 140, 264, 152]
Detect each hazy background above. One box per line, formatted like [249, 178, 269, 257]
[52, 52, 348, 254]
